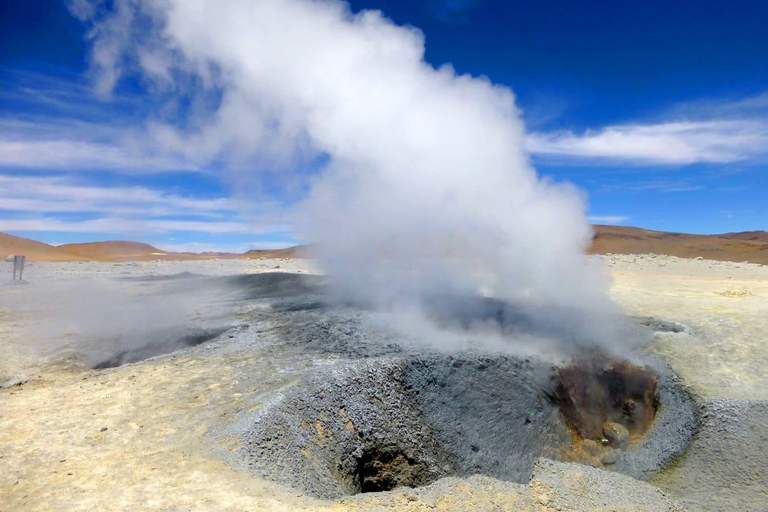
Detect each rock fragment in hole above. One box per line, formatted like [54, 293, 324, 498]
[600, 446, 618, 465]
[573, 439, 619, 467]
[581, 439, 601, 457]
[603, 421, 630, 449]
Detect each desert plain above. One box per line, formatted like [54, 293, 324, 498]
[1, 238, 767, 511]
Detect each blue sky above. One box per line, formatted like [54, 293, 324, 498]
[1, 0, 767, 251]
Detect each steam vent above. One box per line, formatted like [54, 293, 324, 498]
[209, 273, 701, 500]
[551, 355, 662, 467]
[235, 353, 697, 499]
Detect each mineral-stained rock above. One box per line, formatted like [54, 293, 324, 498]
[603, 421, 630, 449]
[600, 446, 618, 465]
[572, 447, 602, 468]
[581, 439, 601, 457]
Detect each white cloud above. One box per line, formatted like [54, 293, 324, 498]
[598, 179, 705, 194]
[626, 181, 704, 193]
[588, 215, 629, 225]
[668, 92, 768, 119]
[0, 68, 144, 119]
[0, 174, 291, 236]
[0, 135, 197, 173]
[0, 72, 193, 174]
[0, 175, 234, 215]
[0, 217, 264, 234]
[527, 120, 768, 165]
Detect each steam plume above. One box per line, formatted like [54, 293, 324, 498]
[71, 0, 631, 354]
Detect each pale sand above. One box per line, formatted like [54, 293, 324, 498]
[1, 255, 765, 510]
[605, 253, 768, 400]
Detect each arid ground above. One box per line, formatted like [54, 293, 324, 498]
[1, 249, 767, 511]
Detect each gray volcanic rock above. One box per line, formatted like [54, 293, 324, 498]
[233, 349, 698, 499]
[654, 399, 768, 512]
[531, 458, 684, 511]
[400, 354, 570, 484]
[239, 359, 452, 499]
[204, 274, 701, 501]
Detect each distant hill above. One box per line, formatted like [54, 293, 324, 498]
[590, 225, 768, 264]
[0, 232, 305, 262]
[241, 246, 306, 259]
[57, 241, 168, 261]
[0, 232, 80, 262]
[3, 227, 768, 264]
[717, 231, 768, 242]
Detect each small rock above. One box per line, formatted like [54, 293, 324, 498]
[603, 421, 630, 449]
[100, 427, 108, 432]
[573, 447, 602, 468]
[582, 439, 601, 457]
[600, 446, 618, 465]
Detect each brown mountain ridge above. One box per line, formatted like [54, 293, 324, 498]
[1, 226, 767, 264]
[0, 232, 300, 263]
[589, 225, 768, 264]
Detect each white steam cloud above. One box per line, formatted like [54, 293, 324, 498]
[70, 0, 631, 354]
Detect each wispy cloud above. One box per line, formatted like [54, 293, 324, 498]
[599, 179, 705, 194]
[0, 136, 197, 172]
[0, 174, 291, 235]
[0, 69, 195, 174]
[0, 67, 295, 240]
[588, 215, 629, 225]
[527, 120, 768, 165]
[0, 217, 266, 234]
[0, 174, 234, 215]
[667, 92, 768, 119]
[0, 66, 145, 121]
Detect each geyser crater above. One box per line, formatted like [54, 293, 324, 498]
[176, 273, 702, 499]
[235, 351, 696, 499]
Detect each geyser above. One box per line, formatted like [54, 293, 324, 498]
[71, 0, 633, 356]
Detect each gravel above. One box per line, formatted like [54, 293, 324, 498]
[6, 260, 765, 511]
[653, 399, 768, 511]
[531, 458, 684, 511]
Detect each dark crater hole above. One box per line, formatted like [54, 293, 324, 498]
[92, 326, 228, 369]
[237, 353, 698, 499]
[356, 445, 428, 493]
